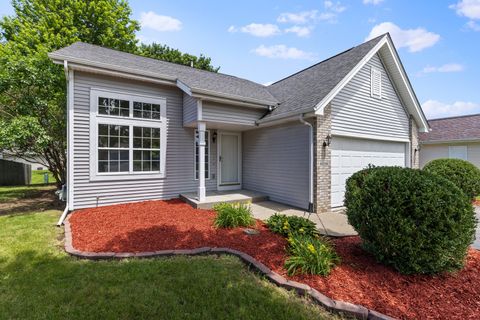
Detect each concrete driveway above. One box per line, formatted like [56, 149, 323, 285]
[474, 206, 480, 250]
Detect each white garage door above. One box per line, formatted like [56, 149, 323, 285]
[331, 136, 407, 207]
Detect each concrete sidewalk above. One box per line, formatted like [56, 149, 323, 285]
[474, 206, 480, 250]
[250, 201, 357, 237]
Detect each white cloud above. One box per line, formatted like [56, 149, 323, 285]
[324, 1, 346, 13]
[140, 11, 182, 32]
[252, 45, 315, 60]
[363, 0, 384, 5]
[263, 81, 274, 86]
[285, 25, 312, 37]
[366, 22, 440, 52]
[228, 23, 280, 37]
[421, 63, 464, 74]
[277, 10, 318, 24]
[450, 0, 480, 19]
[422, 100, 480, 118]
[466, 20, 480, 30]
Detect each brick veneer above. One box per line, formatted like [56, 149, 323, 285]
[410, 117, 420, 168]
[314, 104, 332, 213]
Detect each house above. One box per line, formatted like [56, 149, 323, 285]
[419, 114, 480, 168]
[48, 33, 429, 213]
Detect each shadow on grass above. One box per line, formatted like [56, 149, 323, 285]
[0, 186, 63, 216]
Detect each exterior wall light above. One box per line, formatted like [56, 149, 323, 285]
[323, 134, 331, 147]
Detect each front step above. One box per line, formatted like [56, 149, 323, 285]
[179, 190, 268, 209]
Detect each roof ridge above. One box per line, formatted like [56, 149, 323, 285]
[269, 34, 387, 86]
[68, 41, 270, 89]
[428, 113, 480, 121]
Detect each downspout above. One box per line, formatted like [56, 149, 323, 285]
[299, 114, 314, 213]
[57, 60, 70, 226]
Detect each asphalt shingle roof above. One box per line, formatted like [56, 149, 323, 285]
[264, 34, 385, 119]
[419, 114, 480, 142]
[49, 42, 278, 105]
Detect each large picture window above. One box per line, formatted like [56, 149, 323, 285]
[194, 130, 210, 180]
[89, 89, 167, 181]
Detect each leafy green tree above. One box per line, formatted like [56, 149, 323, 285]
[137, 42, 220, 72]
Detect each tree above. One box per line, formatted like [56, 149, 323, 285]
[0, 0, 218, 188]
[137, 42, 220, 72]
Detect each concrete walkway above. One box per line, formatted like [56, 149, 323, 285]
[250, 201, 357, 237]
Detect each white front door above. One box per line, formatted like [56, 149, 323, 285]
[331, 136, 407, 207]
[218, 132, 241, 190]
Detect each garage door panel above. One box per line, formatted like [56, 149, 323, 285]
[331, 136, 406, 207]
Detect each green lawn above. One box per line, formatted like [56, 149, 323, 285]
[30, 169, 56, 185]
[0, 185, 55, 203]
[0, 187, 343, 320]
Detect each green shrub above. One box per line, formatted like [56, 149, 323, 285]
[266, 214, 319, 238]
[423, 158, 480, 199]
[213, 202, 255, 228]
[345, 166, 476, 274]
[284, 233, 340, 276]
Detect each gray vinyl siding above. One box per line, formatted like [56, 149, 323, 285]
[183, 94, 197, 126]
[242, 122, 309, 209]
[331, 54, 410, 140]
[72, 71, 215, 209]
[202, 102, 265, 126]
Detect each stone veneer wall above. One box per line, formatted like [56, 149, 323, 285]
[411, 117, 420, 169]
[314, 104, 332, 213]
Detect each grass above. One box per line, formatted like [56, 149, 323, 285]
[0, 185, 55, 203]
[0, 186, 344, 320]
[30, 169, 56, 185]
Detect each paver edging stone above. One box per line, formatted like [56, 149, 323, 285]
[63, 216, 395, 320]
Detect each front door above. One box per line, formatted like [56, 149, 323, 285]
[218, 132, 241, 190]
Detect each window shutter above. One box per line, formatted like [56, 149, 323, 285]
[371, 67, 382, 98]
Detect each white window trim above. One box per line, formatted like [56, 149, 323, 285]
[89, 88, 167, 181]
[448, 145, 468, 161]
[370, 66, 382, 99]
[194, 129, 210, 180]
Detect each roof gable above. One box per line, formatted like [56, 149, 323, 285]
[264, 35, 384, 121]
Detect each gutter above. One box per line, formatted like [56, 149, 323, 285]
[57, 60, 71, 226]
[299, 114, 314, 213]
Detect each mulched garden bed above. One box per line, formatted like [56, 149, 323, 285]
[70, 199, 480, 320]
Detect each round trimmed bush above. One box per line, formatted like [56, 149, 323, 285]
[345, 166, 476, 274]
[423, 158, 480, 199]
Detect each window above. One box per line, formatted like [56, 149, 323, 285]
[89, 89, 167, 181]
[98, 124, 129, 172]
[370, 67, 382, 99]
[449, 146, 468, 160]
[133, 127, 161, 172]
[195, 130, 210, 180]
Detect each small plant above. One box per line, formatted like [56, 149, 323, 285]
[266, 214, 319, 238]
[423, 158, 480, 200]
[213, 202, 255, 228]
[284, 233, 340, 276]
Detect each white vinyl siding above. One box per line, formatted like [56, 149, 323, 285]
[72, 72, 216, 209]
[183, 94, 197, 126]
[202, 102, 265, 126]
[449, 145, 468, 160]
[331, 54, 410, 141]
[331, 136, 407, 207]
[420, 143, 480, 168]
[243, 122, 309, 209]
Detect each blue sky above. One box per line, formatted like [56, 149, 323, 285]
[1, 0, 480, 119]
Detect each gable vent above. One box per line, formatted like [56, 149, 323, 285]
[370, 67, 382, 99]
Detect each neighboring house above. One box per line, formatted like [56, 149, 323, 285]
[0, 151, 46, 170]
[48, 33, 429, 213]
[419, 114, 480, 168]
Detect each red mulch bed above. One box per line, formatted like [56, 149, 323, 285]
[70, 200, 480, 320]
